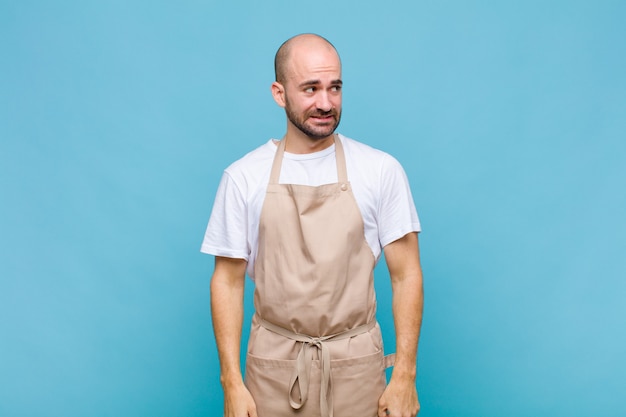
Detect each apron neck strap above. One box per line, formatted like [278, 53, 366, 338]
[334, 135, 348, 183]
[269, 134, 348, 184]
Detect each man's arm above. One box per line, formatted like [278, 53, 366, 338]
[378, 232, 424, 417]
[210, 256, 257, 417]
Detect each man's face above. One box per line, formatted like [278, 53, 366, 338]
[281, 46, 342, 140]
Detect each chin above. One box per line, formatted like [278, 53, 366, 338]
[309, 132, 335, 140]
[307, 125, 337, 139]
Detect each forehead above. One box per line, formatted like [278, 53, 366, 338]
[286, 43, 342, 84]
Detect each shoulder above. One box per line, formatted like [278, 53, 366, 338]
[221, 139, 277, 188]
[215, 139, 277, 200]
[338, 134, 404, 174]
[339, 134, 386, 157]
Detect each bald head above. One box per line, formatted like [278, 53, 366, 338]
[274, 34, 340, 84]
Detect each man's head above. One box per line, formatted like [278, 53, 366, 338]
[271, 34, 342, 142]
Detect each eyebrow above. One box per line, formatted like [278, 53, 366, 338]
[298, 79, 343, 88]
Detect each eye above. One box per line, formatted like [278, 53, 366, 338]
[304, 87, 316, 93]
[330, 85, 342, 92]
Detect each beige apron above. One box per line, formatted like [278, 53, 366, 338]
[245, 135, 394, 417]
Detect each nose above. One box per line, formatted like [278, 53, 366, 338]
[316, 91, 333, 112]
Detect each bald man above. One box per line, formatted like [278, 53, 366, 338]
[202, 34, 423, 417]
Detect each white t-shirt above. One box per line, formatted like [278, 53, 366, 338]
[201, 134, 421, 279]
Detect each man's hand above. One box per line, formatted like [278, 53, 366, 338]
[223, 381, 258, 417]
[377, 377, 420, 417]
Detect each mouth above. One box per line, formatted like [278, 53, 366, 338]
[309, 113, 335, 124]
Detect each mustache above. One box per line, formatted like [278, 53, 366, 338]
[308, 109, 338, 117]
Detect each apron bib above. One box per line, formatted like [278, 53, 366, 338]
[245, 136, 393, 417]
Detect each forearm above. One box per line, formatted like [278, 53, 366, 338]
[210, 257, 247, 387]
[384, 232, 424, 381]
[391, 272, 423, 381]
[379, 233, 423, 416]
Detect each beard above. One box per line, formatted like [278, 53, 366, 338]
[285, 97, 342, 140]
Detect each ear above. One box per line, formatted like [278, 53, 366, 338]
[271, 81, 286, 108]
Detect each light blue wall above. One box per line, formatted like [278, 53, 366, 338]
[1, 1, 624, 416]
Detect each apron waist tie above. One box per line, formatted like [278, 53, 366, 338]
[258, 318, 376, 417]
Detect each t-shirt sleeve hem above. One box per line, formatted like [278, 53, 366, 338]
[380, 223, 422, 248]
[199, 244, 249, 261]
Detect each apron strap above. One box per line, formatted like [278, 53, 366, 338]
[259, 318, 376, 417]
[333, 134, 348, 184]
[269, 136, 286, 185]
[384, 353, 396, 369]
[269, 134, 348, 185]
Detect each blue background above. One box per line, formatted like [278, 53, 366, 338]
[1, 1, 625, 416]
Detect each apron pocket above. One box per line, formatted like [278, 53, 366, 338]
[331, 349, 386, 417]
[245, 353, 321, 417]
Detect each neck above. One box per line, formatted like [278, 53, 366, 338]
[283, 126, 335, 154]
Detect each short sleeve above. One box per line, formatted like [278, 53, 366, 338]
[200, 171, 250, 260]
[377, 155, 421, 248]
